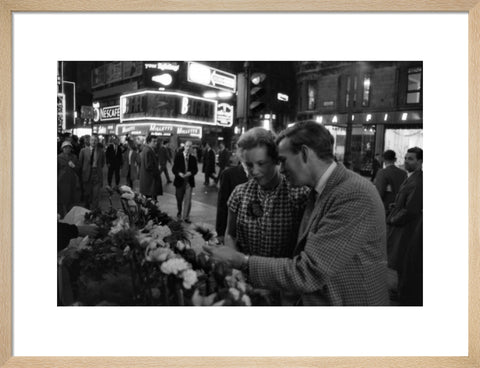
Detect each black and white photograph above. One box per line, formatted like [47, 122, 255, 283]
[57, 60, 423, 307]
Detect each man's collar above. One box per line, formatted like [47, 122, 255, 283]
[314, 161, 337, 197]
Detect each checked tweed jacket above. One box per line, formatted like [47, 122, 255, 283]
[249, 164, 390, 306]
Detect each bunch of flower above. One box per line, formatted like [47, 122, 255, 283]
[63, 187, 259, 306]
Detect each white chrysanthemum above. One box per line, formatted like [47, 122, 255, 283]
[145, 246, 174, 263]
[119, 185, 133, 193]
[181, 269, 198, 289]
[151, 225, 172, 240]
[189, 232, 206, 251]
[121, 192, 135, 200]
[160, 258, 190, 275]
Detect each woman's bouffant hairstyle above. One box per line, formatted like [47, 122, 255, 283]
[276, 121, 334, 161]
[237, 127, 279, 163]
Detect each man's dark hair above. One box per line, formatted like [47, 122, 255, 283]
[237, 127, 279, 162]
[382, 150, 397, 162]
[407, 146, 423, 160]
[146, 134, 156, 144]
[276, 121, 334, 161]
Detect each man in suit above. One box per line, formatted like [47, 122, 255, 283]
[204, 121, 389, 306]
[387, 147, 423, 306]
[78, 135, 93, 208]
[157, 140, 172, 184]
[172, 140, 198, 223]
[215, 146, 248, 239]
[89, 136, 105, 210]
[374, 150, 407, 212]
[202, 142, 216, 186]
[139, 135, 162, 199]
[105, 135, 123, 187]
[216, 142, 230, 183]
[122, 138, 141, 190]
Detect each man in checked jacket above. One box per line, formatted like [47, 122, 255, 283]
[204, 121, 389, 306]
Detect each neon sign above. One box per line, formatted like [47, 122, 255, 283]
[187, 62, 236, 93]
[116, 122, 202, 139]
[217, 103, 234, 127]
[120, 90, 217, 126]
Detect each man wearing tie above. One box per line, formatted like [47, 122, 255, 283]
[106, 135, 123, 187]
[205, 121, 389, 306]
[172, 141, 198, 223]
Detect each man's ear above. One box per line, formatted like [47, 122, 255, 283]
[301, 145, 309, 163]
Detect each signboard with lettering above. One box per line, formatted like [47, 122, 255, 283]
[116, 123, 202, 139]
[57, 93, 66, 132]
[187, 62, 236, 93]
[216, 103, 234, 127]
[120, 91, 217, 126]
[91, 65, 106, 88]
[122, 61, 143, 79]
[105, 62, 123, 84]
[92, 124, 116, 135]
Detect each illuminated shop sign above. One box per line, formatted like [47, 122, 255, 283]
[92, 124, 116, 135]
[144, 62, 180, 72]
[116, 123, 202, 139]
[93, 104, 120, 122]
[217, 103, 234, 127]
[187, 62, 236, 93]
[120, 90, 217, 126]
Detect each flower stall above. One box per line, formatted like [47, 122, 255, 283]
[58, 186, 273, 306]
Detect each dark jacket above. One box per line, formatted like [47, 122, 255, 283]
[217, 148, 230, 170]
[172, 150, 198, 188]
[215, 164, 248, 236]
[203, 148, 216, 174]
[387, 170, 423, 271]
[105, 144, 123, 168]
[139, 145, 162, 197]
[374, 165, 407, 211]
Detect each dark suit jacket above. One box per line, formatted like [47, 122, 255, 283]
[374, 165, 407, 210]
[249, 164, 389, 306]
[387, 170, 423, 271]
[203, 149, 216, 174]
[217, 149, 230, 170]
[172, 150, 198, 188]
[105, 144, 123, 168]
[215, 164, 248, 236]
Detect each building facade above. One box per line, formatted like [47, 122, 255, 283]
[295, 61, 423, 175]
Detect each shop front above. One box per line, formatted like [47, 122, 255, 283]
[118, 89, 217, 149]
[318, 109, 422, 175]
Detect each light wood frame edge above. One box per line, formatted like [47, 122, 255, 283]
[0, 1, 478, 367]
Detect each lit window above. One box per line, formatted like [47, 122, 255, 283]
[407, 66, 422, 104]
[362, 74, 371, 107]
[307, 81, 316, 110]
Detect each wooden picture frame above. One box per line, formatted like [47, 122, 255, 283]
[0, 1, 478, 367]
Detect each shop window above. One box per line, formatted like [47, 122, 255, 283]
[345, 75, 358, 108]
[384, 128, 423, 167]
[407, 67, 422, 104]
[307, 81, 316, 110]
[362, 74, 371, 107]
[325, 125, 346, 162]
[350, 126, 376, 176]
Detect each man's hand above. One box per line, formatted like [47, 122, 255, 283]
[202, 244, 245, 269]
[184, 171, 192, 177]
[77, 225, 99, 238]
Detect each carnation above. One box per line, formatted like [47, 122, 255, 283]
[160, 258, 190, 275]
[181, 269, 198, 289]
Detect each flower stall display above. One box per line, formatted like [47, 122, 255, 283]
[58, 186, 271, 306]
